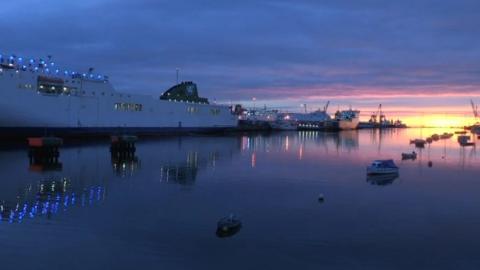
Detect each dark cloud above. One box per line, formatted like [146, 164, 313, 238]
[1, 0, 479, 102]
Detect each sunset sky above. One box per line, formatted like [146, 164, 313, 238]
[1, 0, 480, 126]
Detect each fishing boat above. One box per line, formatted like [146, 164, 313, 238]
[367, 160, 399, 175]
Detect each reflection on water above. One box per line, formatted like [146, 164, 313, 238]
[0, 129, 479, 269]
[0, 177, 105, 223]
[366, 173, 399, 186]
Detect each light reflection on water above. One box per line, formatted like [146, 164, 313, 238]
[0, 129, 479, 269]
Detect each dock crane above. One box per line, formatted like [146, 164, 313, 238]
[471, 99, 478, 119]
[323, 101, 330, 112]
[369, 104, 386, 124]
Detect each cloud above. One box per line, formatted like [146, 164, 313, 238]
[1, 0, 479, 106]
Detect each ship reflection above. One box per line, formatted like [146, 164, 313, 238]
[366, 173, 399, 186]
[111, 151, 141, 177]
[28, 152, 63, 172]
[0, 177, 105, 223]
[159, 151, 199, 185]
[241, 131, 360, 152]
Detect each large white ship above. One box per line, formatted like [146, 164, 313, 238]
[0, 54, 238, 136]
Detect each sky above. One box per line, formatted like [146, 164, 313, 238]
[1, 0, 480, 126]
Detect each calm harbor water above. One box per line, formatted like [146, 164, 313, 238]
[1, 128, 480, 269]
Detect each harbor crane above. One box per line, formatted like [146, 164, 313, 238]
[369, 104, 386, 124]
[323, 101, 330, 112]
[471, 99, 478, 119]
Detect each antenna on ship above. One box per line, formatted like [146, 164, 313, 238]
[176, 68, 180, 85]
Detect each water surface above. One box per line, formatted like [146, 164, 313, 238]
[1, 128, 479, 269]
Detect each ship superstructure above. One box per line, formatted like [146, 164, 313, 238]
[0, 54, 237, 136]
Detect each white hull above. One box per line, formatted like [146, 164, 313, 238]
[0, 61, 237, 132]
[366, 167, 399, 175]
[338, 118, 359, 130]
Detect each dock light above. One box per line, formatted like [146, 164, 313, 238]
[64, 71, 69, 75]
[55, 69, 59, 73]
[18, 57, 23, 62]
[30, 59, 34, 63]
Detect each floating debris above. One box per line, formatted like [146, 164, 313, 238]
[428, 161, 433, 167]
[318, 194, 325, 202]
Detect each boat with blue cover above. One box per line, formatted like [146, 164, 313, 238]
[366, 159, 399, 175]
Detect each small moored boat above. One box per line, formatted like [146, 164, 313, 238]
[367, 160, 399, 175]
[216, 214, 242, 238]
[401, 151, 417, 160]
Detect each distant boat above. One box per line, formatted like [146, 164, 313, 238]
[401, 151, 417, 160]
[367, 160, 399, 175]
[439, 133, 454, 139]
[298, 108, 360, 131]
[471, 123, 480, 135]
[410, 139, 426, 148]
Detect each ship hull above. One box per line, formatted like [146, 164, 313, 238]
[0, 126, 234, 138]
[338, 118, 359, 130]
[0, 67, 238, 137]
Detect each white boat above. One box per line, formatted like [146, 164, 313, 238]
[0, 54, 238, 136]
[367, 160, 399, 175]
[333, 109, 360, 130]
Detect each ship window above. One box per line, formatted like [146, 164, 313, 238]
[114, 103, 143, 112]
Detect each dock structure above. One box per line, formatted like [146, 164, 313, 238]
[27, 137, 63, 167]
